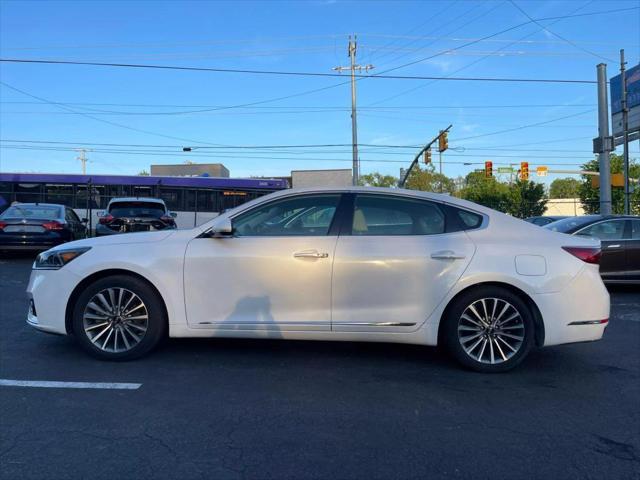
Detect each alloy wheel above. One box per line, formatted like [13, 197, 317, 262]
[82, 288, 149, 353]
[457, 298, 525, 365]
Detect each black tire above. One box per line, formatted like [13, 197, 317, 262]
[442, 286, 534, 373]
[72, 274, 167, 361]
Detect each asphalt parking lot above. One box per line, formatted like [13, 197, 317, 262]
[1, 255, 639, 480]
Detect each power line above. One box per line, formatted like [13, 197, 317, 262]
[0, 58, 599, 84]
[368, 0, 596, 105]
[0, 145, 596, 166]
[509, 0, 616, 63]
[452, 109, 596, 142]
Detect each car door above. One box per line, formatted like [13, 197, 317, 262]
[575, 219, 628, 280]
[183, 193, 344, 333]
[627, 219, 640, 281]
[331, 194, 477, 332]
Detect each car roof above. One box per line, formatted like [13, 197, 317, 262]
[263, 186, 486, 210]
[107, 197, 166, 205]
[7, 203, 64, 208]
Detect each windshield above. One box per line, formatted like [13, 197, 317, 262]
[543, 216, 599, 232]
[0, 205, 61, 219]
[108, 202, 166, 218]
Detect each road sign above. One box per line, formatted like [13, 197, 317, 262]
[611, 62, 640, 139]
[591, 173, 625, 188]
[536, 166, 548, 177]
[497, 167, 513, 173]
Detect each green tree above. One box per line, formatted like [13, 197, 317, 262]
[578, 153, 640, 214]
[549, 177, 580, 198]
[507, 179, 548, 218]
[137, 169, 150, 176]
[458, 174, 511, 211]
[359, 172, 398, 187]
[457, 173, 547, 217]
[404, 164, 456, 194]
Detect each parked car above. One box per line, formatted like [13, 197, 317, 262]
[544, 215, 639, 284]
[95, 197, 176, 236]
[26, 187, 610, 372]
[0, 203, 86, 251]
[524, 215, 568, 226]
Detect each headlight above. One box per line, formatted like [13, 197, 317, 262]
[33, 247, 91, 270]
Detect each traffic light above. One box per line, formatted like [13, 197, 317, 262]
[424, 148, 432, 164]
[485, 161, 493, 178]
[520, 162, 529, 181]
[438, 131, 448, 153]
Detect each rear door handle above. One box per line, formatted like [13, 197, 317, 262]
[294, 250, 329, 259]
[607, 244, 621, 249]
[431, 250, 466, 260]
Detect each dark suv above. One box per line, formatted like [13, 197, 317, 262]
[96, 198, 177, 236]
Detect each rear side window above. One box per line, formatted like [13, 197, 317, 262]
[352, 195, 445, 236]
[454, 208, 483, 229]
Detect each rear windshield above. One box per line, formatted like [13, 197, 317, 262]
[0, 205, 61, 219]
[108, 202, 165, 218]
[543, 216, 598, 232]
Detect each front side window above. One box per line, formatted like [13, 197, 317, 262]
[576, 220, 626, 241]
[233, 194, 341, 237]
[352, 195, 445, 236]
[631, 220, 640, 239]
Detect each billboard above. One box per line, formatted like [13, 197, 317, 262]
[610, 63, 640, 142]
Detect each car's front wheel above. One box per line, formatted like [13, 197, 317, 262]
[72, 275, 166, 361]
[442, 286, 534, 372]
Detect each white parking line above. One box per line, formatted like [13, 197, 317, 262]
[0, 379, 141, 390]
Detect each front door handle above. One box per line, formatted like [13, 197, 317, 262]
[607, 244, 621, 249]
[431, 250, 466, 260]
[294, 250, 329, 259]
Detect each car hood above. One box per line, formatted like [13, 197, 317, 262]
[49, 230, 175, 251]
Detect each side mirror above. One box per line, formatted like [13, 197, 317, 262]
[170, 211, 178, 218]
[81, 218, 88, 223]
[210, 217, 233, 237]
[96, 210, 106, 218]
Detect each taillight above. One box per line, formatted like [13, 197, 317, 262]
[42, 220, 65, 231]
[0, 220, 7, 231]
[99, 214, 114, 225]
[562, 246, 601, 264]
[160, 215, 175, 225]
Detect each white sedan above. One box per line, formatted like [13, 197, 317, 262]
[26, 187, 610, 372]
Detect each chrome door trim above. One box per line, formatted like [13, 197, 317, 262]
[331, 322, 417, 327]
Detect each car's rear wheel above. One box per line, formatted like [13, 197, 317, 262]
[442, 286, 534, 373]
[72, 275, 166, 361]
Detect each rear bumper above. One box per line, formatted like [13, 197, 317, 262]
[534, 265, 610, 347]
[0, 232, 68, 249]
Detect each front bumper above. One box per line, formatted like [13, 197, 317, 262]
[26, 267, 82, 335]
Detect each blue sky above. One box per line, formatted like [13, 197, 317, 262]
[0, 0, 639, 184]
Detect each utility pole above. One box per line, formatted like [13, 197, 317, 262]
[594, 64, 612, 215]
[620, 49, 631, 215]
[75, 148, 89, 175]
[333, 35, 374, 186]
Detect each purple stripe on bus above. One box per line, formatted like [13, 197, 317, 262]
[0, 172, 288, 189]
